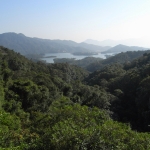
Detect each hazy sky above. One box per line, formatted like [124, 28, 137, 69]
[1, 0, 150, 44]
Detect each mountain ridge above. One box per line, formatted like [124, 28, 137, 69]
[101, 44, 148, 54]
[0, 32, 109, 55]
[84, 38, 150, 47]
[0, 32, 148, 56]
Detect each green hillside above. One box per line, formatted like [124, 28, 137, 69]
[85, 51, 150, 131]
[54, 50, 150, 72]
[0, 46, 150, 149]
[86, 50, 150, 72]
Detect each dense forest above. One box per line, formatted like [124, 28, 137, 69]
[1, 46, 150, 149]
[54, 50, 150, 72]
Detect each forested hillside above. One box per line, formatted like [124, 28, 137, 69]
[1, 46, 150, 150]
[54, 57, 103, 68]
[54, 50, 150, 72]
[86, 50, 150, 72]
[86, 52, 150, 131]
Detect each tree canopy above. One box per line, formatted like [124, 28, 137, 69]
[1, 46, 150, 149]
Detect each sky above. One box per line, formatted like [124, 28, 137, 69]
[1, 0, 150, 46]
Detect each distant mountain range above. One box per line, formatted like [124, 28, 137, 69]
[0, 33, 149, 55]
[0, 32, 109, 55]
[101, 44, 148, 54]
[84, 38, 150, 47]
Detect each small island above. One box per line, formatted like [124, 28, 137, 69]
[42, 55, 57, 58]
[72, 52, 98, 56]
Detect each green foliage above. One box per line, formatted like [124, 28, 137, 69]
[1, 46, 150, 149]
[54, 57, 103, 69]
[86, 51, 150, 130]
[31, 101, 109, 149]
[0, 81, 4, 110]
[100, 121, 150, 150]
[86, 50, 150, 72]
[29, 102, 150, 150]
[0, 111, 21, 148]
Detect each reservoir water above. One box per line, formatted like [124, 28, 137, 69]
[41, 52, 114, 63]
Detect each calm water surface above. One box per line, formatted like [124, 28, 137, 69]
[41, 53, 114, 63]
